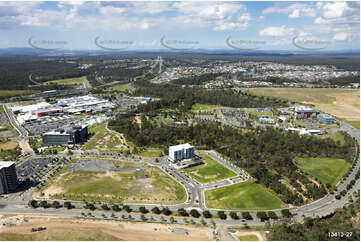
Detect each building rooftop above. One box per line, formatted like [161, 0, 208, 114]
[169, 143, 194, 151]
[0, 161, 15, 169]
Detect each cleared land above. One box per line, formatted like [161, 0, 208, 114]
[183, 153, 236, 183]
[39, 167, 186, 204]
[295, 157, 350, 186]
[205, 181, 282, 210]
[0, 141, 18, 150]
[248, 88, 360, 129]
[44, 76, 85, 88]
[83, 122, 127, 153]
[0, 215, 213, 241]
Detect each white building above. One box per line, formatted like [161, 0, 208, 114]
[168, 143, 195, 163]
[259, 115, 275, 124]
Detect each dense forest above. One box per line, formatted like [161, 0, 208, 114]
[0, 56, 88, 90]
[133, 79, 287, 112]
[267, 196, 360, 241]
[109, 115, 355, 205]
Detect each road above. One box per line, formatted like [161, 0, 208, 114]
[2, 103, 34, 155]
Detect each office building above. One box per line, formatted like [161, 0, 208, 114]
[168, 143, 195, 162]
[0, 162, 19, 194]
[42, 125, 88, 146]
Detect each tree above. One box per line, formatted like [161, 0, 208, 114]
[218, 211, 227, 220]
[101, 204, 110, 210]
[203, 210, 212, 218]
[190, 209, 201, 218]
[281, 209, 292, 218]
[170, 216, 175, 223]
[39, 200, 49, 208]
[64, 201, 73, 209]
[52, 201, 61, 209]
[152, 206, 161, 214]
[200, 218, 207, 225]
[139, 206, 149, 214]
[112, 204, 121, 212]
[178, 208, 189, 217]
[161, 207, 172, 216]
[268, 211, 278, 220]
[29, 200, 38, 208]
[229, 211, 238, 220]
[123, 205, 132, 213]
[242, 212, 253, 220]
[256, 211, 269, 221]
[141, 214, 146, 221]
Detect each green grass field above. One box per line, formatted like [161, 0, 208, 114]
[205, 181, 282, 210]
[295, 157, 350, 186]
[0, 90, 36, 99]
[190, 103, 224, 112]
[44, 76, 85, 88]
[106, 83, 133, 92]
[183, 153, 236, 183]
[137, 148, 162, 157]
[238, 235, 260, 241]
[43, 167, 186, 204]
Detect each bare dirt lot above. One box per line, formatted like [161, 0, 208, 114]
[0, 215, 214, 241]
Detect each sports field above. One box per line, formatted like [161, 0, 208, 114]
[248, 88, 360, 129]
[295, 157, 350, 186]
[39, 167, 186, 204]
[44, 76, 85, 88]
[183, 153, 236, 183]
[205, 181, 282, 210]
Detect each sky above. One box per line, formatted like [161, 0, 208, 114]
[0, 1, 359, 51]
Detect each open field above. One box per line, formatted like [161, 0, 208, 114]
[248, 88, 360, 128]
[0, 90, 36, 99]
[137, 148, 163, 157]
[183, 153, 236, 183]
[0, 141, 18, 150]
[191, 103, 225, 112]
[83, 123, 127, 153]
[44, 76, 85, 88]
[205, 181, 282, 210]
[39, 167, 186, 204]
[0, 215, 213, 241]
[106, 83, 134, 92]
[295, 157, 350, 186]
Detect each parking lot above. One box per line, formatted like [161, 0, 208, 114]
[24, 115, 76, 135]
[16, 157, 56, 180]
